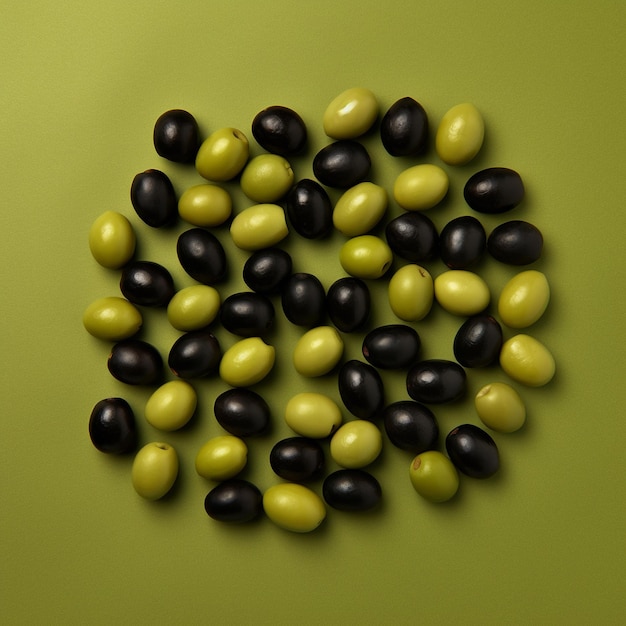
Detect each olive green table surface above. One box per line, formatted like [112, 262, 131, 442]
[2, 1, 625, 624]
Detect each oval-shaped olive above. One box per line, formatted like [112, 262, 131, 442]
[195, 127, 249, 182]
[107, 339, 163, 386]
[243, 248, 293, 295]
[330, 420, 383, 468]
[167, 285, 221, 331]
[281, 273, 326, 327]
[220, 292, 275, 337]
[270, 437, 325, 482]
[312, 140, 371, 189]
[284, 179, 333, 239]
[388, 264, 434, 322]
[130, 169, 178, 228]
[434, 270, 490, 316]
[240, 154, 294, 203]
[204, 479, 263, 523]
[445, 424, 499, 478]
[339, 235, 393, 279]
[383, 400, 438, 453]
[145, 380, 197, 431]
[132, 442, 178, 500]
[89, 397, 137, 454]
[362, 324, 421, 369]
[453, 314, 503, 368]
[323, 87, 378, 139]
[475, 382, 526, 433]
[338, 360, 385, 420]
[439, 216, 486, 269]
[83, 296, 142, 341]
[326, 277, 370, 333]
[178, 183, 232, 227]
[263, 483, 326, 533]
[500, 334, 555, 387]
[380, 96, 429, 157]
[251, 105, 307, 156]
[120, 260, 175, 307]
[498, 270, 550, 328]
[436, 103, 484, 165]
[406, 360, 466, 404]
[214, 388, 270, 437]
[230, 203, 288, 251]
[394, 164, 449, 211]
[284, 393, 342, 439]
[177, 228, 228, 284]
[153, 109, 200, 164]
[487, 220, 543, 265]
[385, 212, 439, 262]
[168, 330, 221, 379]
[332, 182, 387, 237]
[219, 337, 275, 387]
[322, 469, 382, 511]
[88, 211, 136, 269]
[464, 167, 525, 214]
[293, 326, 344, 377]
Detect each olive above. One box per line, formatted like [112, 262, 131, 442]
[240, 154, 294, 203]
[130, 169, 177, 228]
[263, 483, 326, 533]
[439, 216, 486, 269]
[434, 270, 490, 317]
[195, 127, 249, 182]
[332, 182, 387, 237]
[464, 167, 525, 214]
[107, 339, 163, 386]
[453, 314, 503, 368]
[385, 212, 439, 262]
[145, 380, 197, 431]
[339, 235, 393, 279]
[500, 334, 555, 387]
[380, 96, 429, 157]
[269, 437, 325, 482]
[388, 264, 434, 321]
[284, 179, 333, 239]
[204, 479, 263, 523]
[362, 324, 421, 369]
[409, 451, 459, 502]
[284, 393, 342, 439]
[312, 140, 371, 189]
[251, 105, 307, 156]
[153, 109, 200, 164]
[487, 220, 543, 265]
[176, 228, 228, 285]
[322, 469, 382, 511]
[330, 420, 382, 468]
[119, 260, 175, 307]
[83, 296, 142, 341]
[323, 87, 378, 139]
[243, 248, 293, 295]
[326, 277, 370, 333]
[230, 203, 288, 251]
[214, 388, 270, 437]
[445, 424, 499, 479]
[393, 164, 448, 211]
[178, 184, 232, 228]
[383, 400, 438, 453]
[89, 211, 136, 269]
[132, 442, 178, 500]
[219, 337, 275, 387]
[220, 292, 275, 337]
[168, 330, 221, 379]
[89, 397, 137, 454]
[406, 359, 466, 404]
[281, 273, 326, 327]
[167, 285, 221, 331]
[436, 103, 484, 165]
[293, 326, 344, 377]
[338, 360, 385, 420]
[195, 436, 248, 480]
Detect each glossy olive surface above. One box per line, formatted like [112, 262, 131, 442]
[380, 96, 429, 157]
[269, 437, 325, 482]
[406, 359, 466, 404]
[284, 178, 333, 239]
[130, 169, 178, 228]
[243, 248, 292, 294]
[326, 277, 370, 333]
[120, 260, 175, 307]
[220, 292, 275, 337]
[312, 140, 371, 189]
[338, 360, 385, 420]
[251, 105, 307, 156]
[204, 479, 263, 523]
[177, 228, 228, 284]
[107, 339, 163, 386]
[322, 469, 382, 511]
[168, 330, 221, 379]
[487, 220, 543, 265]
[453, 314, 503, 368]
[464, 167, 525, 214]
[89, 397, 137, 454]
[153, 109, 200, 163]
[362, 324, 421, 369]
[281, 273, 326, 327]
[385, 212, 439, 262]
[214, 388, 270, 437]
[445, 424, 500, 478]
[439, 215, 486, 269]
[383, 400, 438, 453]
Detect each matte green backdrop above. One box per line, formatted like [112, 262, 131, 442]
[2, 1, 625, 624]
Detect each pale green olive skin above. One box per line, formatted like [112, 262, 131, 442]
[166, 285, 221, 331]
[263, 483, 326, 533]
[435, 103, 485, 165]
[388, 264, 434, 321]
[292, 326, 344, 377]
[230, 203, 288, 250]
[323, 87, 378, 139]
[195, 127, 249, 181]
[339, 235, 393, 279]
[333, 182, 387, 236]
[145, 380, 197, 431]
[498, 270, 550, 328]
[330, 420, 382, 468]
[219, 337, 275, 387]
[393, 164, 449, 211]
[240, 154, 294, 203]
[83, 296, 142, 341]
[500, 334, 555, 387]
[434, 270, 490, 316]
[178, 184, 232, 227]
[409, 450, 459, 503]
[284, 393, 343, 438]
[475, 382, 526, 433]
[132, 442, 179, 500]
[89, 211, 136, 269]
[195, 435, 248, 481]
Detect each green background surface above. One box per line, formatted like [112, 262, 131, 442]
[2, 1, 625, 624]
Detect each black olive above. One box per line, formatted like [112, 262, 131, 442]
[130, 169, 178, 228]
[284, 178, 333, 239]
[168, 330, 221, 379]
[204, 479, 263, 523]
[464, 167, 525, 214]
[242, 248, 292, 294]
[439, 215, 486, 269]
[119, 260, 175, 307]
[380, 97, 429, 157]
[362, 324, 421, 369]
[487, 220, 543, 265]
[406, 359, 466, 404]
[385, 212, 439, 262]
[153, 109, 200, 164]
[383, 401, 438, 452]
[107, 339, 162, 386]
[338, 360, 385, 420]
[214, 388, 270, 437]
[281, 273, 326, 327]
[322, 469, 382, 511]
[220, 292, 274, 337]
[269, 437, 325, 482]
[251, 105, 307, 156]
[88, 398, 137, 454]
[453, 315, 503, 368]
[177, 228, 228, 284]
[312, 140, 371, 189]
[445, 424, 499, 478]
[326, 277, 370, 333]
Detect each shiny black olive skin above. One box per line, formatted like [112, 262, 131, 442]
[487, 220, 543, 265]
[445, 424, 499, 478]
[312, 140, 371, 189]
[153, 109, 200, 164]
[251, 105, 307, 156]
[453, 315, 502, 368]
[406, 360, 466, 404]
[119, 260, 175, 307]
[439, 216, 486, 269]
[464, 167, 525, 214]
[380, 97, 429, 157]
[281, 273, 326, 327]
[107, 339, 162, 386]
[383, 401, 438, 452]
[385, 212, 439, 262]
[176, 228, 227, 284]
[338, 360, 385, 420]
[204, 479, 263, 523]
[89, 397, 137, 454]
[284, 179, 333, 239]
[168, 330, 221, 379]
[322, 469, 382, 511]
[362, 324, 421, 369]
[269, 437, 325, 482]
[214, 388, 270, 437]
[326, 277, 370, 333]
[130, 169, 178, 228]
[220, 292, 274, 337]
[243, 248, 292, 294]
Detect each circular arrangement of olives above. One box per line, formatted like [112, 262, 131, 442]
[85, 88, 555, 531]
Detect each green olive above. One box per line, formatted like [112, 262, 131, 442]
[475, 382, 526, 433]
[178, 184, 232, 227]
[230, 203, 288, 250]
[292, 326, 344, 377]
[434, 270, 490, 316]
[339, 235, 393, 279]
[88, 211, 136, 269]
[167, 285, 221, 331]
[195, 127, 249, 181]
[284, 392, 343, 438]
[435, 103, 484, 165]
[240, 154, 294, 203]
[219, 337, 275, 386]
[145, 380, 197, 431]
[500, 334, 555, 387]
[409, 451, 459, 503]
[393, 164, 449, 211]
[330, 420, 382, 468]
[83, 296, 142, 341]
[388, 264, 434, 321]
[195, 435, 248, 481]
[263, 483, 326, 532]
[333, 182, 387, 236]
[498, 270, 550, 328]
[323, 87, 378, 139]
[131, 442, 178, 500]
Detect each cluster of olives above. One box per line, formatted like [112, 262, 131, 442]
[85, 88, 555, 532]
